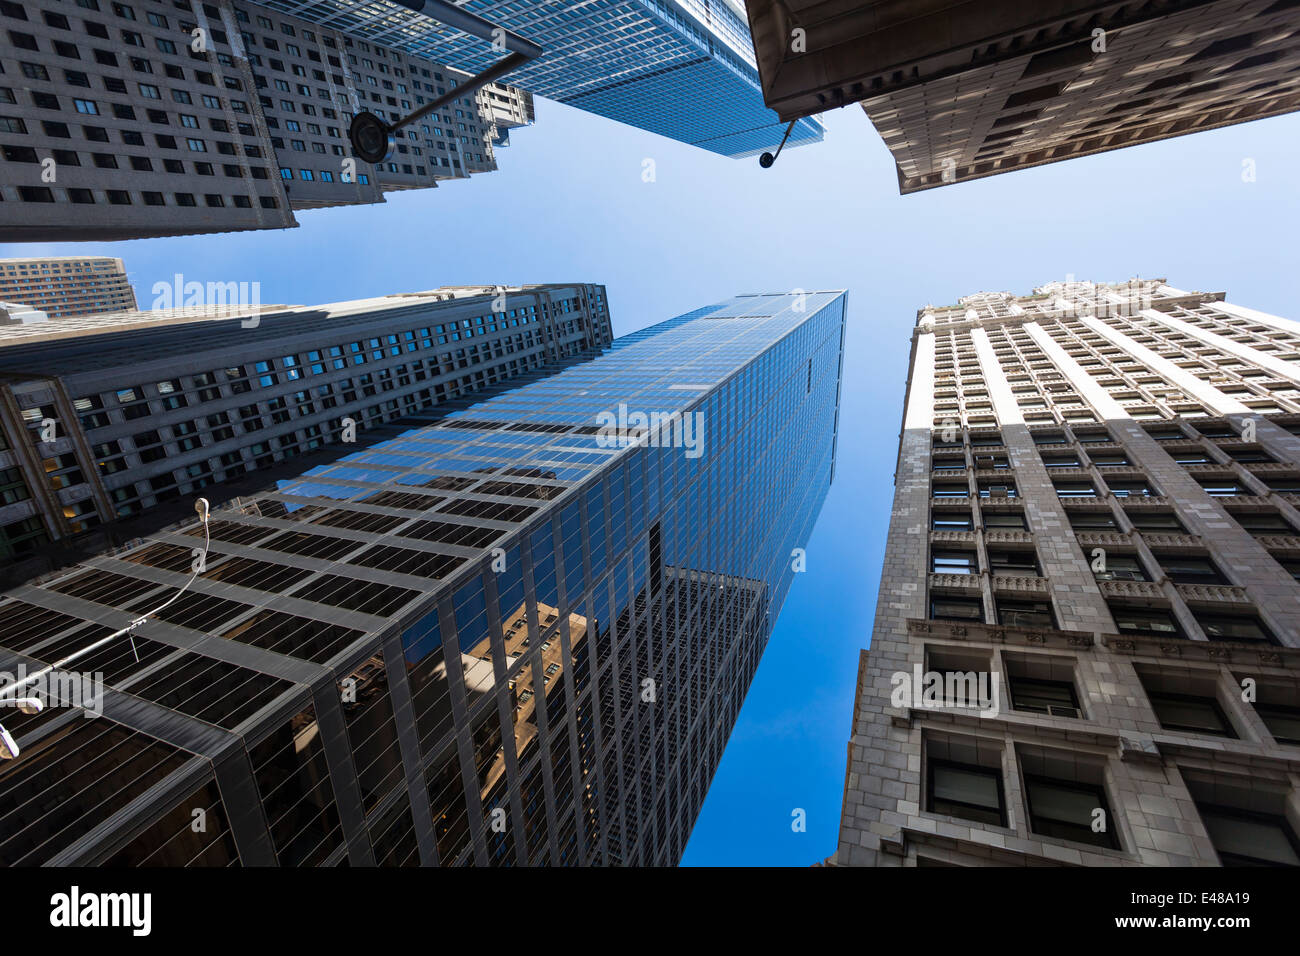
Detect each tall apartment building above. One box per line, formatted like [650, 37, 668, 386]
[835, 278, 1300, 868]
[258, 0, 825, 159]
[0, 283, 611, 570]
[0, 257, 136, 318]
[0, 0, 533, 240]
[743, 0, 1300, 192]
[0, 290, 846, 866]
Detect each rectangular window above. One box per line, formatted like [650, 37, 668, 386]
[982, 512, 1026, 530]
[1067, 510, 1116, 530]
[1008, 676, 1081, 719]
[997, 599, 1054, 629]
[931, 513, 972, 531]
[1195, 804, 1300, 867]
[927, 759, 1006, 827]
[1196, 613, 1276, 643]
[1256, 702, 1300, 745]
[1093, 553, 1148, 582]
[1109, 605, 1181, 637]
[930, 596, 982, 622]
[931, 550, 976, 575]
[1024, 775, 1120, 849]
[1155, 554, 1226, 585]
[1127, 511, 1185, 533]
[1147, 692, 1235, 737]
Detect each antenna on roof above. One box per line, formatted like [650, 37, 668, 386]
[0, 497, 211, 760]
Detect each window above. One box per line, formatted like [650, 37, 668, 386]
[932, 456, 965, 471]
[1195, 804, 1300, 867]
[1054, 481, 1097, 498]
[978, 481, 1016, 499]
[1023, 775, 1119, 849]
[1074, 431, 1111, 444]
[1008, 676, 1081, 718]
[1147, 691, 1235, 737]
[997, 599, 1054, 629]
[1232, 512, 1293, 536]
[1196, 613, 1275, 643]
[931, 512, 972, 532]
[1197, 478, 1247, 496]
[1108, 479, 1157, 498]
[1033, 432, 1066, 445]
[970, 433, 1002, 447]
[1042, 455, 1081, 468]
[982, 512, 1026, 530]
[1089, 453, 1131, 466]
[931, 596, 982, 622]
[1109, 605, 1181, 636]
[1255, 701, 1300, 746]
[1227, 449, 1275, 464]
[1127, 511, 1185, 533]
[932, 482, 968, 499]
[1067, 510, 1116, 530]
[1155, 554, 1226, 585]
[927, 760, 1006, 827]
[931, 550, 976, 575]
[988, 550, 1038, 576]
[1094, 553, 1148, 582]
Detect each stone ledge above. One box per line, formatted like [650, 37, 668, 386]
[1174, 582, 1252, 605]
[1097, 578, 1163, 600]
[928, 572, 981, 592]
[992, 573, 1047, 594]
[1101, 632, 1298, 667]
[908, 617, 1095, 650]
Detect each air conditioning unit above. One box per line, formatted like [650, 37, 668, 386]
[1098, 569, 1144, 582]
[987, 486, 1009, 498]
[1048, 705, 1082, 719]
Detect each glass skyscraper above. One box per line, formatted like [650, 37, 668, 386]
[0, 289, 846, 866]
[256, 0, 825, 158]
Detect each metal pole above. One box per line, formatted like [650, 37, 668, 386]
[350, 1, 543, 163]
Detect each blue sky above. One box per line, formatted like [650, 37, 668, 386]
[9, 96, 1300, 867]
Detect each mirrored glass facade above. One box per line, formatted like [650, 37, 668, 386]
[255, 0, 825, 158]
[0, 289, 846, 866]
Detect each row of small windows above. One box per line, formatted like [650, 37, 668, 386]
[924, 733, 1298, 864]
[4, 185, 277, 209]
[922, 646, 1300, 747]
[930, 592, 1277, 643]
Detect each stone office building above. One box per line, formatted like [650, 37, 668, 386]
[0, 0, 532, 239]
[742, 0, 1300, 192]
[0, 283, 611, 569]
[835, 278, 1300, 867]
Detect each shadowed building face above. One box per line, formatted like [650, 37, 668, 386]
[835, 278, 1300, 868]
[742, 0, 1300, 192]
[0, 289, 846, 867]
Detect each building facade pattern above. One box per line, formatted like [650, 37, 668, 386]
[836, 278, 1300, 867]
[0, 290, 845, 866]
[0, 284, 611, 569]
[0, 257, 137, 318]
[253, 0, 825, 158]
[743, 0, 1300, 193]
[0, 0, 533, 240]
